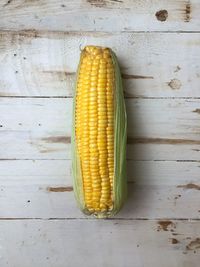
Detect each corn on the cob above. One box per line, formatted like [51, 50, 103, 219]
[72, 46, 127, 218]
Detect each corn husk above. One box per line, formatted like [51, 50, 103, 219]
[71, 47, 127, 218]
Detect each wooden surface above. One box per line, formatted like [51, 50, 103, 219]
[0, 220, 200, 267]
[0, 0, 200, 32]
[0, 31, 200, 97]
[0, 1, 200, 266]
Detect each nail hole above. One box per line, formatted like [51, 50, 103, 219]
[155, 10, 168, 21]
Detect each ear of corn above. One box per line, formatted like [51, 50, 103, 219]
[72, 46, 127, 218]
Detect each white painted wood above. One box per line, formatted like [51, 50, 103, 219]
[0, 219, 200, 267]
[0, 1, 199, 264]
[0, 32, 200, 97]
[1, 159, 200, 219]
[128, 143, 200, 161]
[1, 159, 200, 185]
[0, 0, 199, 32]
[0, 98, 199, 160]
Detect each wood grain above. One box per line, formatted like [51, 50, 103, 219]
[1, 159, 200, 185]
[1, 159, 200, 219]
[0, 0, 200, 32]
[0, 31, 200, 97]
[0, 220, 200, 267]
[0, 97, 199, 160]
[0, 1, 199, 265]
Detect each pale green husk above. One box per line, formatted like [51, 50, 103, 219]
[72, 47, 127, 218]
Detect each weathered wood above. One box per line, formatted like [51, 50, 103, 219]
[1, 159, 200, 184]
[1, 159, 200, 219]
[0, 31, 200, 97]
[0, 98, 199, 160]
[0, 1, 199, 264]
[0, 0, 199, 32]
[0, 219, 200, 267]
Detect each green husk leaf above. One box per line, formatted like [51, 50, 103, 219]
[111, 50, 127, 216]
[72, 47, 127, 218]
[71, 52, 86, 213]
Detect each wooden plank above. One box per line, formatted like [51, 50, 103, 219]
[1, 159, 200, 185]
[0, 0, 200, 32]
[1, 159, 200, 219]
[0, 219, 200, 267]
[0, 97, 200, 160]
[128, 143, 200, 161]
[0, 31, 200, 97]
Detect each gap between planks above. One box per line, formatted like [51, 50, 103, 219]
[0, 96, 200, 99]
[1, 30, 200, 36]
[0, 159, 199, 162]
[0, 217, 200, 221]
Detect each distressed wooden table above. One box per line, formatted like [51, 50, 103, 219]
[0, 1, 200, 266]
